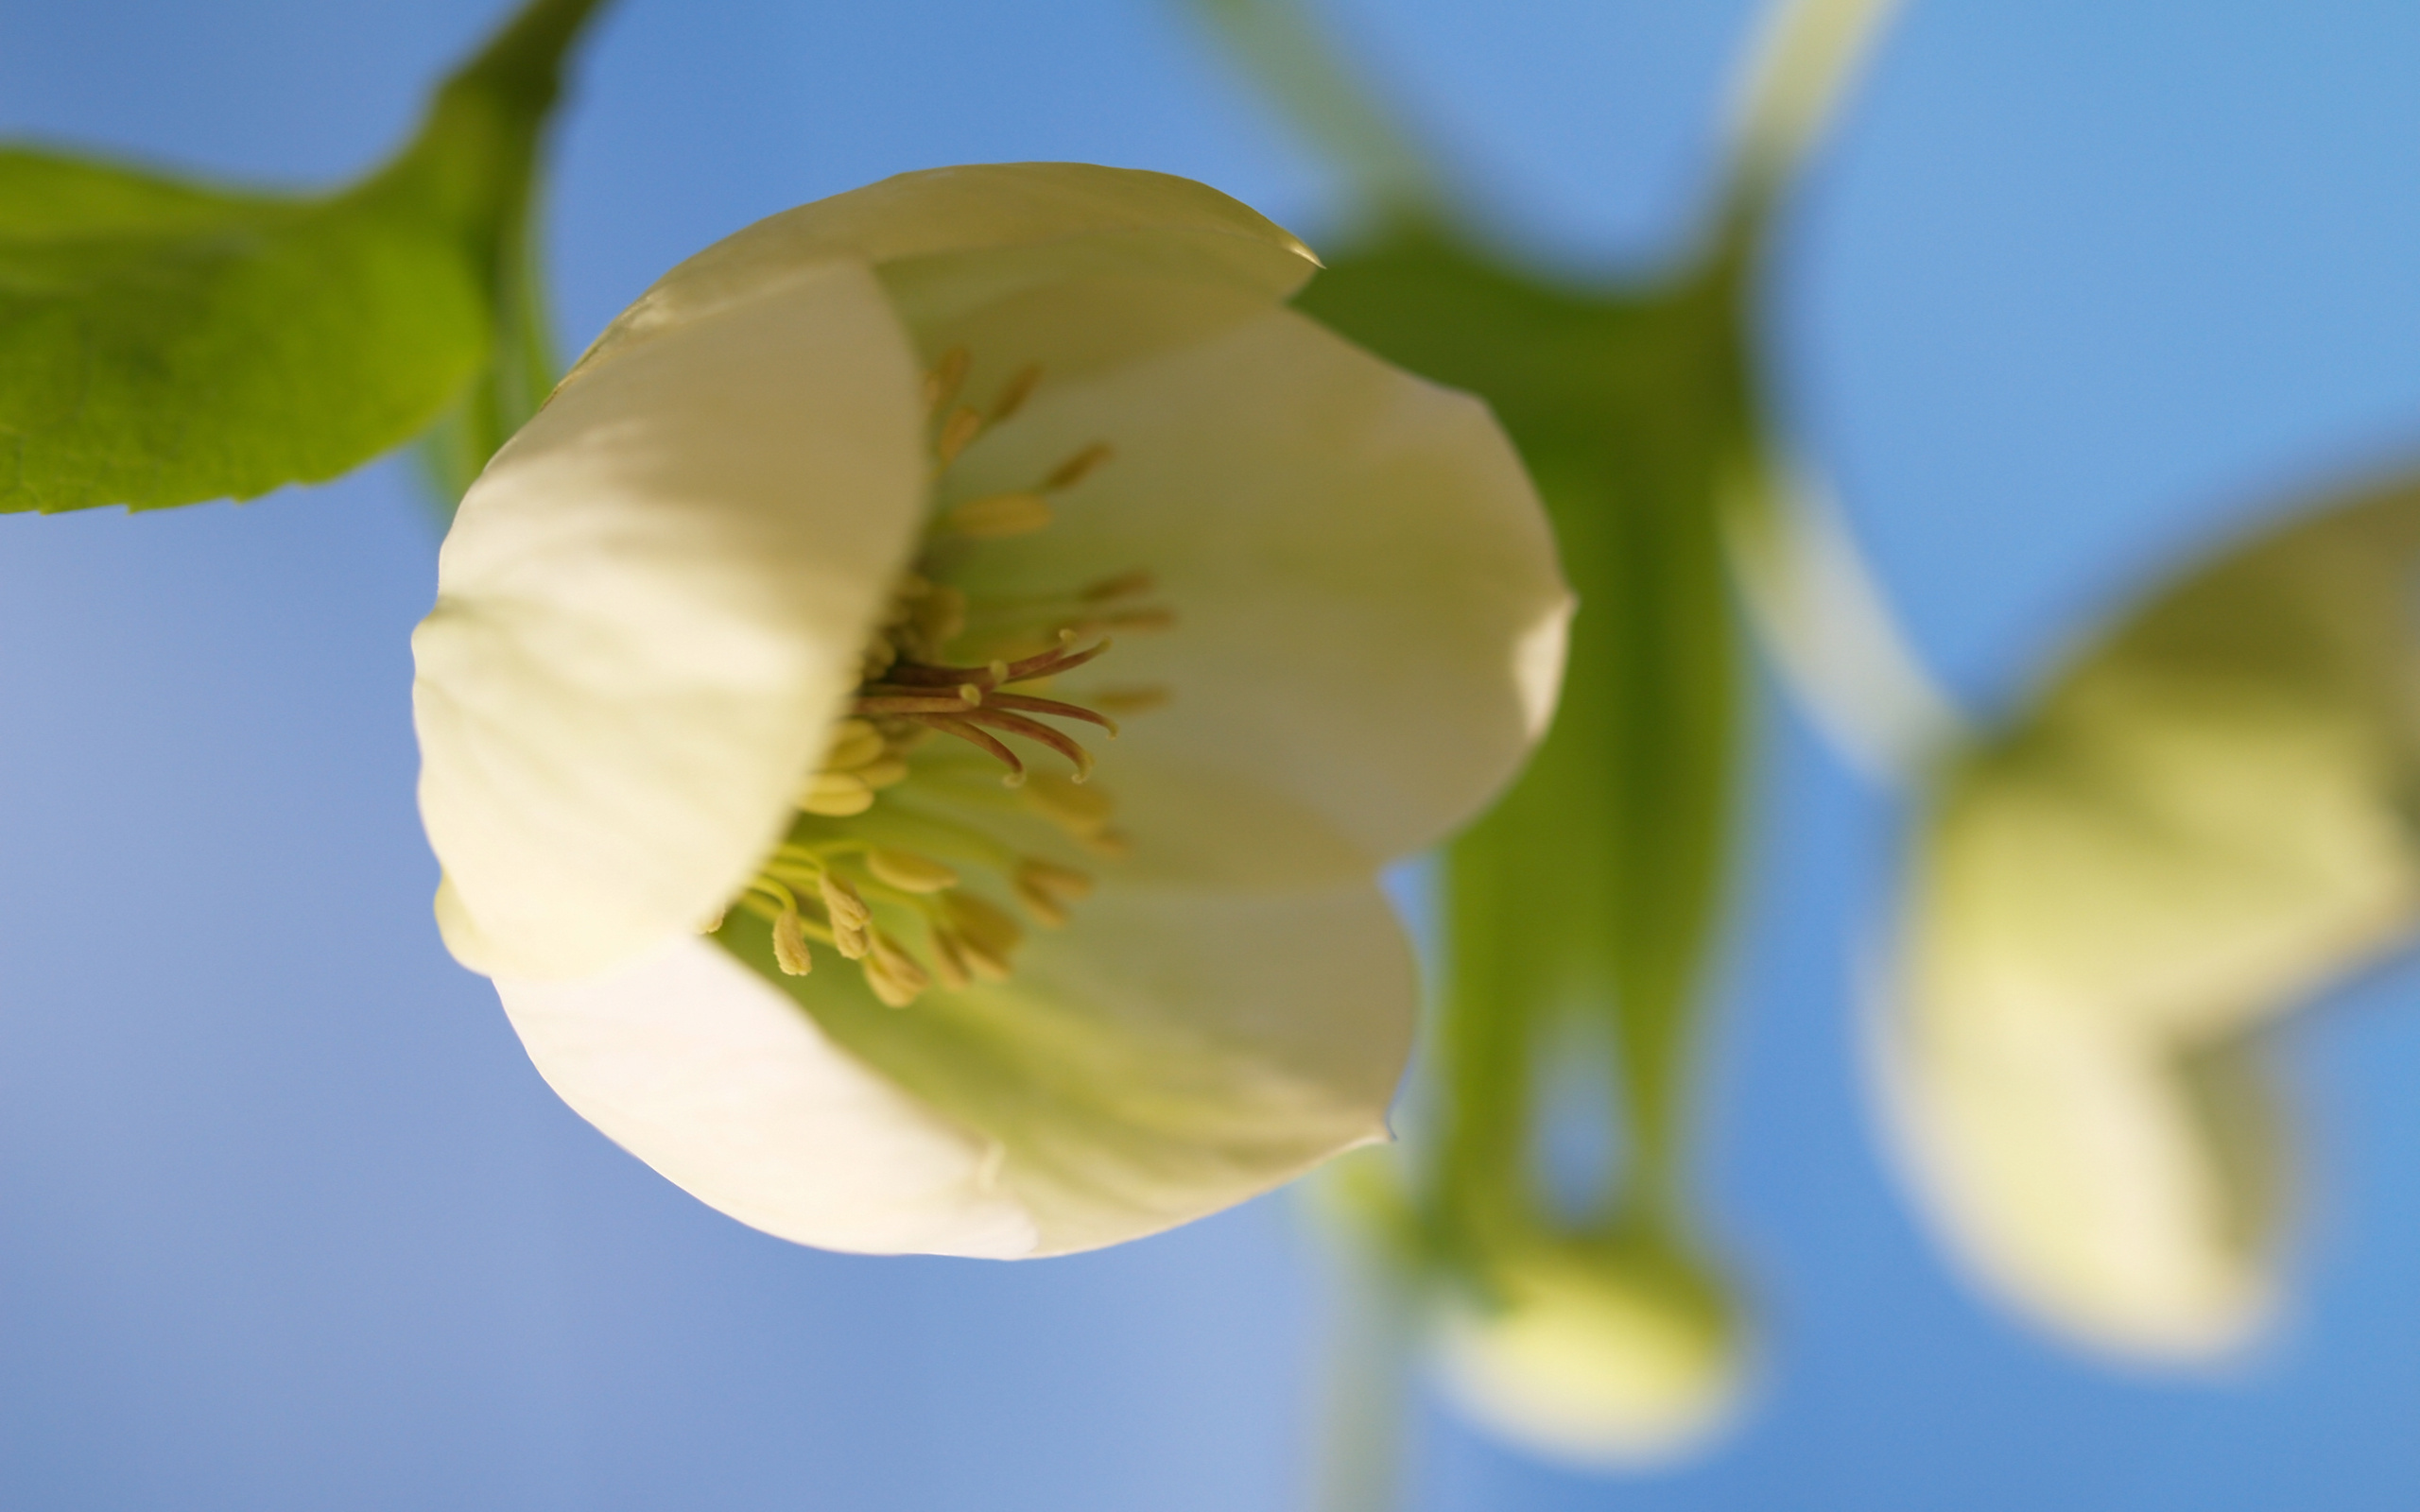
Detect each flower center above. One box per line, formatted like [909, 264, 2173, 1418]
[717, 348, 1169, 1007]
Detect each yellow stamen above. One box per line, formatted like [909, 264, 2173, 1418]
[937, 406, 984, 465]
[821, 718, 886, 771]
[800, 771, 876, 816]
[943, 892, 1024, 963]
[772, 906, 814, 976]
[867, 848, 959, 893]
[1089, 686, 1170, 714]
[863, 931, 930, 1007]
[927, 929, 974, 990]
[1020, 858, 1094, 904]
[944, 491, 1054, 539]
[925, 346, 970, 414]
[821, 873, 873, 959]
[990, 364, 1042, 421]
[1081, 569, 1156, 601]
[1045, 442, 1114, 490]
[1012, 860, 1091, 927]
[1021, 772, 1116, 838]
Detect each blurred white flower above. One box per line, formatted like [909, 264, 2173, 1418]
[1883, 487, 2420, 1355]
[413, 163, 1571, 1259]
[1434, 1237, 1743, 1466]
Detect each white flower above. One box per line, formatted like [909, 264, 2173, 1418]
[412, 163, 1571, 1259]
[1881, 487, 2420, 1355]
[1434, 1238, 1743, 1467]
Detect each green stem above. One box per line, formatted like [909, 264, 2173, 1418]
[1306, 1242, 1416, 1512]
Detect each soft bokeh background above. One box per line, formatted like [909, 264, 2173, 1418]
[5, 1, 2420, 1506]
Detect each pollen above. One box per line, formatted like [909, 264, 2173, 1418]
[717, 352, 1174, 1008]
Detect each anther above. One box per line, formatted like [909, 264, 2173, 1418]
[863, 932, 930, 1007]
[1045, 442, 1114, 491]
[773, 905, 815, 976]
[925, 346, 971, 414]
[867, 848, 959, 893]
[1020, 772, 1115, 839]
[800, 771, 877, 816]
[1020, 859, 1095, 904]
[1081, 569, 1156, 602]
[942, 491, 1054, 539]
[942, 892, 1024, 966]
[821, 718, 886, 772]
[926, 929, 974, 991]
[990, 364, 1042, 421]
[1089, 687, 1170, 714]
[937, 406, 984, 465]
[1013, 859, 1092, 927]
[821, 873, 873, 959]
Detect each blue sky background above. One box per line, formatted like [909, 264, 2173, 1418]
[4, 1, 2420, 1507]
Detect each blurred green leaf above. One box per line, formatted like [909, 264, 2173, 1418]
[0, 0, 605, 514]
[1889, 475, 2420, 1356]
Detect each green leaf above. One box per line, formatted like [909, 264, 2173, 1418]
[0, 0, 608, 514]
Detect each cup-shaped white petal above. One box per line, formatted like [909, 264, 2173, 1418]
[572, 163, 1319, 388]
[542, 882, 1412, 1258]
[499, 936, 1040, 1258]
[941, 302, 1571, 888]
[415, 260, 927, 978]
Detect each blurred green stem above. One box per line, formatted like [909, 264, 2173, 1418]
[1199, 0, 1934, 1497]
[1308, 1226, 1417, 1512]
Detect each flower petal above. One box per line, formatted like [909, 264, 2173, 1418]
[414, 259, 926, 978]
[942, 304, 1571, 886]
[1877, 1004, 2279, 1357]
[496, 936, 1040, 1258]
[1909, 671, 2420, 1047]
[1435, 1241, 1744, 1468]
[714, 880, 1417, 1257]
[1878, 479, 2420, 1356]
[571, 163, 1319, 387]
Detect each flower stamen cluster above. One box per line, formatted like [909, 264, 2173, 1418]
[718, 347, 1170, 1007]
